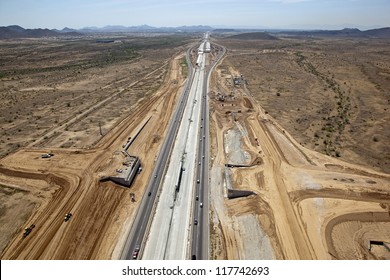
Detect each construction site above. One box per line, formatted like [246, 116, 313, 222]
[0, 35, 193, 259]
[0, 32, 389, 260]
[207, 37, 390, 260]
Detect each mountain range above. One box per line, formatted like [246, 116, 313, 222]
[0, 25, 213, 39]
[0, 25, 389, 39]
[279, 27, 390, 38]
[0, 25, 82, 39]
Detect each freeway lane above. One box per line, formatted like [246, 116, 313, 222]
[120, 48, 195, 260]
[191, 41, 226, 260]
[121, 36, 222, 260]
[190, 54, 207, 260]
[143, 53, 203, 259]
[143, 42, 207, 259]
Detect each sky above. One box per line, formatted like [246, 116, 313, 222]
[0, 0, 389, 30]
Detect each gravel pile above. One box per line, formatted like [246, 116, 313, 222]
[224, 127, 251, 165]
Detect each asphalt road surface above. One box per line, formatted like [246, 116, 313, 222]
[120, 47, 194, 260]
[191, 42, 226, 260]
[142, 50, 205, 259]
[121, 36, 222, 260]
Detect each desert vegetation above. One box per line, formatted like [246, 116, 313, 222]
[0, 35, 194, 156]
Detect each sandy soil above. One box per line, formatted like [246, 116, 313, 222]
[0, 35, 193, 259]
[208, 40, 390, 260]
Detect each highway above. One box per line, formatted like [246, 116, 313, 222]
[142, 43, 206, 259]
[120, 47, 194, 260]
[121, 34, 222, 260]
[191, 41, 226, 260]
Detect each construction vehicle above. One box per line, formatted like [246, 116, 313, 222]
[23, 224, 35, 238]
[64, 213, 72, 222]
[41, 152, 54, 158]
[130, 193, 136, 202]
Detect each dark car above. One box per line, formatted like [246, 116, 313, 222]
[132, 247, 140, 259]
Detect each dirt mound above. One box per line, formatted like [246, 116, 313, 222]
[325, 212, 390, 259]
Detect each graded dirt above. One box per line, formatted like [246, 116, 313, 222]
[208, 37, 390, 260]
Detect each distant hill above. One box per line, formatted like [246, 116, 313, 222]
[79, 25, 213, 33]
[175, 25, 213, 32]
[0, 24, 213, 39]
[363, 27, 390, 38]
[212, 28, 237, 33]
[280, 27, 390, 38]
[61, 27, 78, 33]
[0, 25, 81, 39]
[227, 32, 278, 40]
[2, 25, 389, 39]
